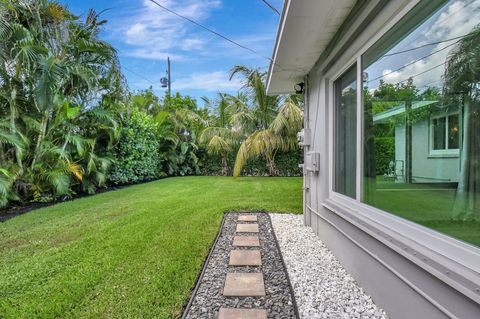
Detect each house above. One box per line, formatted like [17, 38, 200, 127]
[373, 100, 460, 184]
[267, 1, 480, 318]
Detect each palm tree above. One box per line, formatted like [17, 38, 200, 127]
[199, 93, 240, 175]
[233, 96, 303, 177]
[229, 66, 280, 130]
[0, 1, 122, 206]
[443, 26, 480, 221]
[228, 66, 303, 177]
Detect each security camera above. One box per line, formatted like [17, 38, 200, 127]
[294, 82, 304, 94]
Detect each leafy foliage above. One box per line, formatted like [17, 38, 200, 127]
[108, 109, 161, 185]
[374, 137, 395, 175]
[0, 0, 122, 207]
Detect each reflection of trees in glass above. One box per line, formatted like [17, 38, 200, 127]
[444, 26, 480, 221]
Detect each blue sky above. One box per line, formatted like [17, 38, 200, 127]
[65, 0, 283, 105]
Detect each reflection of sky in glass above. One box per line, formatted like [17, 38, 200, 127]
[364, 0, 480, 92]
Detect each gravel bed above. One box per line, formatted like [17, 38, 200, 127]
[184, 212, 297, 319]
[270, 213, 389, 319]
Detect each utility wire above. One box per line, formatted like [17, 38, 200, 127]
[145, 0, 307, 73]
[146, 0, 273, 62]
[122, 65, 158, 87]
[382, 0, 477, 57]
[395, 61, 448, 86]
[260, 0, 280, 15]
[368, 40, 459, 83]
[382, 30, 480, 58]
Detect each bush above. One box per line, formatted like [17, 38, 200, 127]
[200, 149, 303, 176]
[108, 110, 161, 184]
[374, 137, 395, 175]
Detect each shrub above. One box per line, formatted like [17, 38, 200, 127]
[200, 149, 303, 176]
[108, 110, 161, 184]
[374, 137, 395, 175]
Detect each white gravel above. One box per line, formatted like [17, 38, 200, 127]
[270, 213, 389, 319]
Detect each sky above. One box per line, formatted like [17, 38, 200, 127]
[365, 0, 480, 92]
[65, 0, 283, 105]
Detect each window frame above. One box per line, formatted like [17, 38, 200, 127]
[429, 112, 460, 157]
[321, 0, 480, 304]
[332, 63, 359, 199]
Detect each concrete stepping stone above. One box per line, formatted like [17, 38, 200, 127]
[223, 273, 266, 296]
[238, 215, 257, 222]
[229, 250, 261, 266]
[233, 236, 260, 247]
[236, 223, 259, 233]
[218, 308, 267, 319]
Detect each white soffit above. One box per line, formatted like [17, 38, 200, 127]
[266, 0, 356, 95]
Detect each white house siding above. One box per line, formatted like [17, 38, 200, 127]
[268, 0, 480, 318]
[394, 120, 460, 183]
[300, 1, 480, 318]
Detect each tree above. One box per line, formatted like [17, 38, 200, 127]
[228, 66, 303, 177]
[443, 26, 480, 221]
[0, 1, 122, 206]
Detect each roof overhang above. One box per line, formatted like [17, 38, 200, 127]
[373, 101, 439, 123]
[266, 0, 356, 95]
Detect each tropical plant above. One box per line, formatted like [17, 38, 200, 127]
[443, 26, 480, 221]
[0, 0, 122, 206]
[227, 66, 303, 177]
[108, 109, 160, 185]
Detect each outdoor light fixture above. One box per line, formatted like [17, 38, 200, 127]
[294, 82, 304, 94]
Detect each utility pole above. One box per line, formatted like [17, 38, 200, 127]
[167, 56, 171, 97]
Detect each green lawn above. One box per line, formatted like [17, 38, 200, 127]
[0, 176, 302, 319]
[366, 178, 480, 247]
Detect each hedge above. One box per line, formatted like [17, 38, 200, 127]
[200, 149, 303, 176]
[374, 137, 395, 175]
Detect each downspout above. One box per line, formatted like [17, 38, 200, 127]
[303, 75, 310, 226]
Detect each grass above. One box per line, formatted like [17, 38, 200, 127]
[366, 177, 480, 247]
[0, 176, 302, 319]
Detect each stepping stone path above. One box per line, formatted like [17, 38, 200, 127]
[229, 250, 262, 267]
[236, 223, 259, 233]
[183, 213, 297, 319]
[232, 236, 260, 247]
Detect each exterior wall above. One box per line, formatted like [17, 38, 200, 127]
[303, 1, 480, 318]
[394, 120, 460, 183]
[411, 120, 459, 183]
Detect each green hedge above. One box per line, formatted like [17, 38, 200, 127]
[200, 149, 303, 176]
[374, 137, 395, 175]
[108, 110, 161, 185]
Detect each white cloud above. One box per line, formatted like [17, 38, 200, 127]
[116, 0, 221, 60]
[380, 0, 480, 88]
[180, 38, 205, 51]
[173, 71, 242, 92]
[123, 49, 184, 61]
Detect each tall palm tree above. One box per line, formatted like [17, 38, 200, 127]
[444, 26, 480, 221]
[228, 66, 303, 177]
[199, 93, 240, 175]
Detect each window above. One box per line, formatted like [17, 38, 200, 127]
[334, 64, 357, 199]
[360, 0, 480, 247]
[430, 113, 459, 154]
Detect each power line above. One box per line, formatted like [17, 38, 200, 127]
[396, 61, 447, 86]
[382, 30, 480, 58]
[260, 0, 280, 15]
[144, 0, 307, 73]
[382, 0, 477, 56]
[122, 65, 158, 87]
[369, 40, 459, 83]
[146, 0, 273, 62]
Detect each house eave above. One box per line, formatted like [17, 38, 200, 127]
[266, 0, 357, 95]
